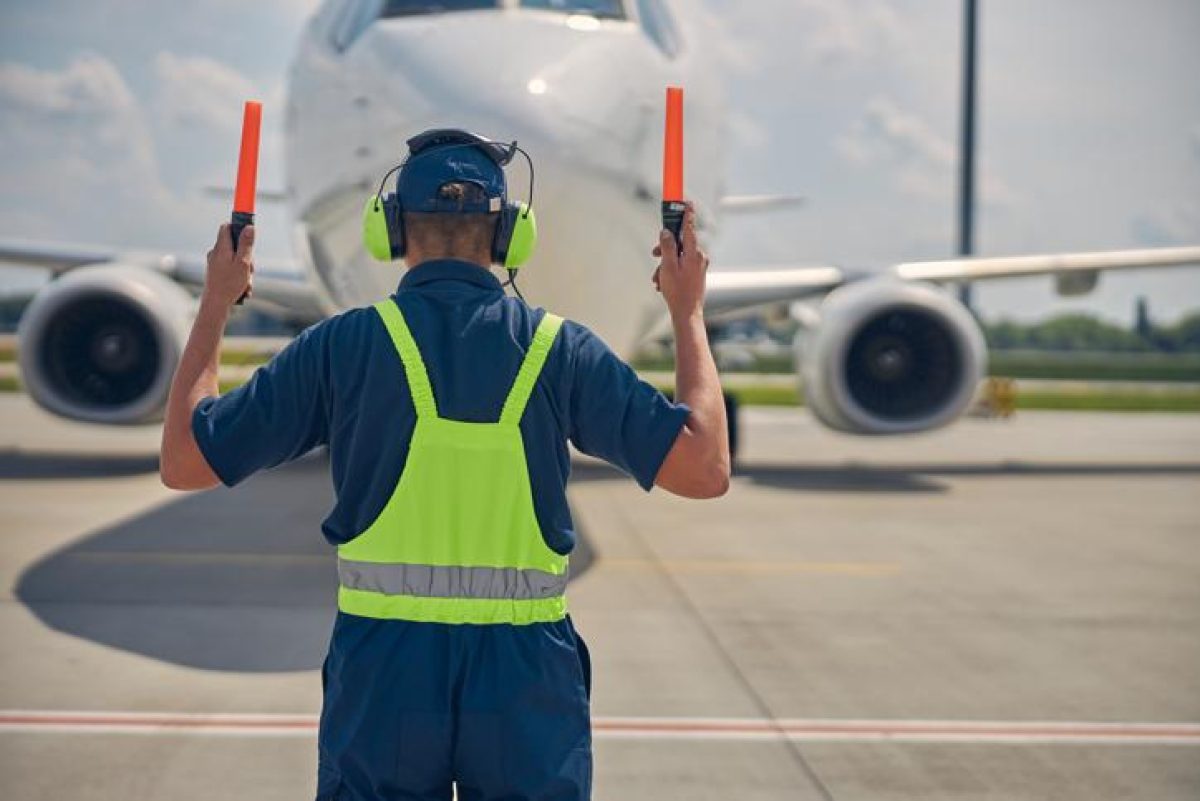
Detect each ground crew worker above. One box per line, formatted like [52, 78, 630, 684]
[159, 129, 730, 801]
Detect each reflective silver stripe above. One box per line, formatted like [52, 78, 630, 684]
[338, 559, 568, 600]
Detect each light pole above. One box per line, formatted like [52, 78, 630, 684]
[957, 0, 979, 309]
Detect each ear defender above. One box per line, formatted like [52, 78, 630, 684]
[362, 194, 405, 261]
[495, 202, 537, 270]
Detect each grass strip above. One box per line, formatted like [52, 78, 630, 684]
[635, 351, 1200, 382]
[0, 346, 280, 367]
[7, 343, 1200, 381]
[3, 367, 1197, 413]
[1013, 391, 1200, 413]
[651, 382, 1200, 413]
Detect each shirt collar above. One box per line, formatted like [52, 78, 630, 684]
[397, 259, 502, 293]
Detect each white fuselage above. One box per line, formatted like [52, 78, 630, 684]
[284, 3, 726, 354]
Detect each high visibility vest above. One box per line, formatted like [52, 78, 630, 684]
[336, 298, 568, 625]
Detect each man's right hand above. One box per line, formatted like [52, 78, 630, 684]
[652, 201, 709, 321]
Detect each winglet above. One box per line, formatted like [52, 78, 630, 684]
[719, 195, 806, 214]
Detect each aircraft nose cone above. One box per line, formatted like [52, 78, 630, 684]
[361, 14, 646, 164]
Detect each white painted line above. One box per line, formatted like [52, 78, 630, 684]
[2, 711, 1199, 745]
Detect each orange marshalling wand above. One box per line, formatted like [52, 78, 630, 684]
[231, 100, 262, 304]
[661, 87, 685, 253]
[233, 100, 262, 215]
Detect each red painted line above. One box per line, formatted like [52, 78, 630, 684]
[0, 715, 315, 729]
[593, 719, 1200, 738]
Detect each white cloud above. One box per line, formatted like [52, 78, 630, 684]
[689, 5, 758, 78]
[797, 0, 905, 66]
[835, 97, 953, 199]
[154, 52, 262, 133]
[0, 54, 202, 246]
[728, 111, 769, 149]
[1191, 124, 1200, 162]
[149, 51, 286, 207]
[0, 52, 137, 116]
[836, 97, 1018, 206]
[1131, 202, 1200, 247]
[0, 53, 157, 190]
[709, 0, 907, 75]
[837, 97, 953, 169]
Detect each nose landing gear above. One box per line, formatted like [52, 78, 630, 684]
[725, 391, 739, 468]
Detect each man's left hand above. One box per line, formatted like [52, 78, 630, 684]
[205, 223, 254, 306]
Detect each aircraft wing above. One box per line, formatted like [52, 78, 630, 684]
[0, 238, 327, 323]
[0, 239, 120, 274]
[704, 265, 844, 315]
[700, 244, 1200, 318]
[894, 245, 1200, 284]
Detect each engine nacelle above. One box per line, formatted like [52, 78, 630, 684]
[797, 280, 986, 435]
[18, 265, 193, 424]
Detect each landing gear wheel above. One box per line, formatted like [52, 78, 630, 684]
[724, 391, 740, 468]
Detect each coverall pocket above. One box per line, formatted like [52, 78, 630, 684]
[314, 770, 344, 801]
[314, 786, 344, 801]
[572, 626, 592, 701]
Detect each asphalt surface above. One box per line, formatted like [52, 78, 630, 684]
[1, 394, 1198, 800]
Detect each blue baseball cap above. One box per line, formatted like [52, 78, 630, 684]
[397, 129, 509, 214]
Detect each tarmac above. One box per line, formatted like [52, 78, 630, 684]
[1, 393, 1198, 800]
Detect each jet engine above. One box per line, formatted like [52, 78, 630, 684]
[17, 265, 193, 424]
[797, 280, 986, 435]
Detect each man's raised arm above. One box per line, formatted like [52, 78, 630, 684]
[159, 223, 254, 490]
[652, 204, 731, 499]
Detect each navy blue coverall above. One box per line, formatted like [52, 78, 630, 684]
[193, 260, 689, 800]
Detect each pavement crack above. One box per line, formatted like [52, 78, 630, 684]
[606, 498, 838, 801]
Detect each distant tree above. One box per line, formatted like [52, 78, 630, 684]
[1135, 296, 1152, 339]
[984, 313, 1150, 352]
[0, 296, 29, 333]
[983, 319, 1028, 349]
[1160, 311, 1200, 353]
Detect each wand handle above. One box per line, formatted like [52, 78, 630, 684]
[230, 211, 254, 305]
[662, 201, 685, 256]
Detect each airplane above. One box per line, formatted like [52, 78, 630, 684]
[3, 0, 1199, 447]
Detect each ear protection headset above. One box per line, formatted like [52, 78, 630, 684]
[362, 129, 538, 275]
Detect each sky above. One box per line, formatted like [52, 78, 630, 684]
[0, 0, 1197, 325]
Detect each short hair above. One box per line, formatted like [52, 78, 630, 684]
[403, 182, 496, 260]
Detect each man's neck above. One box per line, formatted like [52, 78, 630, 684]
[406, 254, 491, 271]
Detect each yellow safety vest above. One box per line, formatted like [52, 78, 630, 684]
[336, 298, 568, 625]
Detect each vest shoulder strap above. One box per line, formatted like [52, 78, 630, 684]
[500, 312, 564, 426]
[373, 299, 438, 419]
